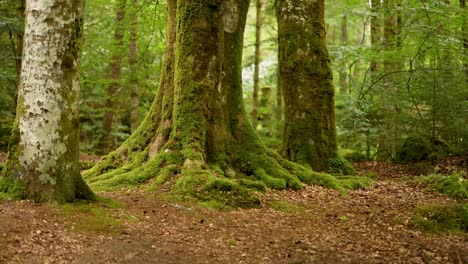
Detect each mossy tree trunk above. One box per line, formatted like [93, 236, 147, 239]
[2, 0, 94, 202]
[461, 0, 467, 86]
[85, 0, 349, 206]
[276, 0, 338, 172]
[339, 14, 348, 95]
[101, 0, 127, 154]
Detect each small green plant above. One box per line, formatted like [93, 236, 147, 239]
[411, 203, 468, 234]
[337, 215, 349, 221]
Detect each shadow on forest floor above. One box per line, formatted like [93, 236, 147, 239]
[0, 154, 467, 263]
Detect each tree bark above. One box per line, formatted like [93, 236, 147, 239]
[339, 14, 348, 95]
[3, 0, 93, 202]
[129, 1, 139, 133]
[277, 0, 338, 171]
[85, 0, 344, 206]
[14, 0, 25, 77]
[461, 0, 467, 85]
[251, 0, 263, 130]
[101, 0, 126, 153]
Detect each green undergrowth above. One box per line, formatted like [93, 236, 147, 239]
[327, 156, 355, 175]
[419, 172, 468, 199]
[80, 161, 97, 171]
[411, 203, 468, 234]
[339, 149, 367, 162]
[58, 197, 124, 234]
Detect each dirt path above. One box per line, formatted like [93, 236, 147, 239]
[1, 163, 467, 264]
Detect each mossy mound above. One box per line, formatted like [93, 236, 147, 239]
[396, 135, 452, 163]
[411, 203, 468, 233]
[339, 149, 367, 162]
[327, 156, 356, 175]
[420, 173, 468, 199]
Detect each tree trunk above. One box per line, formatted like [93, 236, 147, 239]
[85, 0, 346, 207]
[378, 0, 401, 160]
[370, 0, 382, 75]
[101, 0, 126, 153]
[339, 14, 348, 95]
[14, 0, 25, 77]
[277, 0, 338, 171]
[461, 0, 467, 85]
[251, 0, 263, 130]
[129, 1, 140, 133]
[3, 0, 93, 202]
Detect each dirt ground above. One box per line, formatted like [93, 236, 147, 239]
[0, 158, 467, 264]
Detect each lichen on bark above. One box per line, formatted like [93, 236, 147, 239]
[2, 0, 93, 202]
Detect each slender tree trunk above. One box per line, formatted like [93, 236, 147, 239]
[461, 0, 467, 85]
[14, 0, 25, 77]
[378, 0, 401, 160]
[370, 0, 382, 75]
[129, 1, 139, 133]
[251, 0, 263, 130]
[101, 0, 126, 153]
[277, 0, 338, 171]
[3, 0, 93, 202]
[339, 14, 348, 95]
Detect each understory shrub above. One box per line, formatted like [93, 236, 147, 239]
[411, 203, 468, 233]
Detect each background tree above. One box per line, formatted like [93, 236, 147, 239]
[277, 0, 340, 172]
[2, 0, 93, 202]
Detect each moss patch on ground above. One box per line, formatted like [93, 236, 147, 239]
[268, 200, 309, 215]
[58, 198, 123, 234]
[411, 203, 468, 234]
[419, 173, 468, 199]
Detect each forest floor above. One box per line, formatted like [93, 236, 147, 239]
[0, 154, 467, 264]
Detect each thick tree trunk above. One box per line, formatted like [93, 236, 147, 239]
[277, 0, 338, 171]
[129, 1, 139, 133]
[251, 0, 263, 130]
[101, 0, 126, 153]
[85, 0, 348, 207]
[3, 0, 93, 202]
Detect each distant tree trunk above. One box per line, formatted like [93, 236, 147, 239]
[101, 0, 126, 153]
[85, 0, 339, 205]
[370, 0, 382, 75]
[251, 0, 263, 130]
[275, 78, 283, 137]
[378, 0, 401, 160]
[129, 1, 139, 133]
[3, 0, 93, 202]
[277, 0, 338, 171]
[339, 14, 348, 95]
[462, 0, 467, 85]
[14, 0, 25, 77]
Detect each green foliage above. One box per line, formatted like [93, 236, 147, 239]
[420, 173, 468, 199]
[411, 203, 468, 234]
[336, 175, 374, 190]
[327, 156, 356, 175]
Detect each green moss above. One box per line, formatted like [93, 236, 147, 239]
[411, 203, 468, 234]
[420, 173, 468, 199]
[396, 135, 453, 163]
[327, 156, 355, 175]
[339, 149, 367, 162]
[80, 161, 96, 171]
[336, 175, 374, 190]
[58, 200, 123, 234]
[238, 179, 267, 192]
